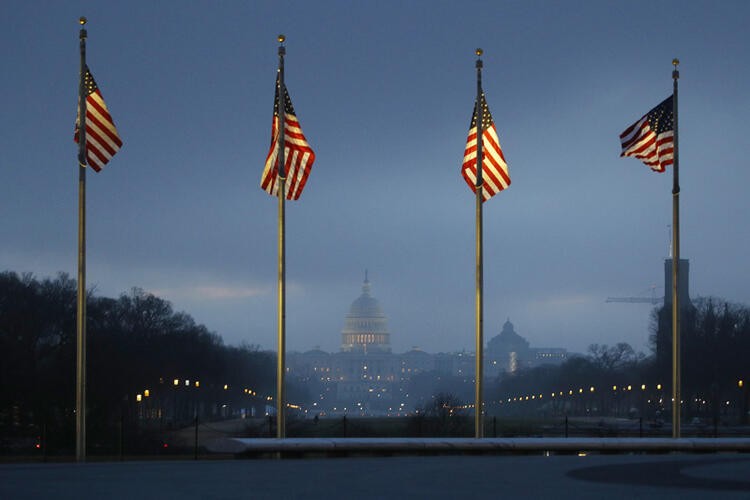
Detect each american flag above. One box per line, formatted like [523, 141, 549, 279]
[461, 92, 510, 201]
[620, 95, 674, 173]
[74, 66, 123, 172]
[260, 75, 315, 200]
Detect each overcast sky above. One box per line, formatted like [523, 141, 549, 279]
[2, 1, 749, 355]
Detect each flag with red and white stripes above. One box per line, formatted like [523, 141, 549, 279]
[74, 66, 122, 172]
[620, 95, 674, 173]
[461, 92, 510, 201]
[260, 76, 315, 200]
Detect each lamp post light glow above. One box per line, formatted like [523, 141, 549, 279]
[173, 379, 179, 386]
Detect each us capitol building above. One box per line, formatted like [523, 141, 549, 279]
[287, 274, 568, 415]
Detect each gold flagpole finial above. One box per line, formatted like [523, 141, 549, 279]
[476, 48, 483, 57]
[278, 34, 286, 44]
[79, 16, 87, 25]
[672, 58, 680, 68]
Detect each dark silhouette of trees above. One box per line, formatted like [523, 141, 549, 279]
[0, 272, 77, 431]
[420, 392, 465, 420]
[410, 392, 468, 436]
[651, 297, 750, 422]
[488, 296, 750, 424]
[0, 271, 276, 451]
[588, 343, 643, 372]
[489, 343, 653, 418]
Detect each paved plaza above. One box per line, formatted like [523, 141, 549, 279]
[1, 453, 749, 499]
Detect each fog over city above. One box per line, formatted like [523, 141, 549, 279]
[2, 0, 749, 355]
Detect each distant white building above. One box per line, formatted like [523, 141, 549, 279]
[287, 276, 568, 413]
[485, 319, 568, 377]
[288, 274, 401, 413]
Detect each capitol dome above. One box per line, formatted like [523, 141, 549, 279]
[341, 272, 390, 353]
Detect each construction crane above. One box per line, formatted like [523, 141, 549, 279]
[608, 231, 675, 306]
[606, 284, 663, 305]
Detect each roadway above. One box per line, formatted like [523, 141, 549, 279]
[1, 453, 749, 499]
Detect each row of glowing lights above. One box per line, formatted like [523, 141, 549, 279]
[500, 380, 746, 404]
[134, 379, 746, 404]
[501, 384, 661, 404]
[328, 402, 408, 412]
[134, 378, 395, 411]
[135, 379, 271, 403]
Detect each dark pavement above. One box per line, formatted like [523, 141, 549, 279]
[1, 453, 749, 499]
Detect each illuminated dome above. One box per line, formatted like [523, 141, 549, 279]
[341, 272, 390, 353]
[488, 318, 529, 353]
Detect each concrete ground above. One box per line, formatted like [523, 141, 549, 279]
[1, 453, 749, 499]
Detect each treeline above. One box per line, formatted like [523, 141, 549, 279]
[652, 297, 750, 418]
[490, 342, 653, 418]
[489, 298, 750, 424]
[0, 271, 277, 446]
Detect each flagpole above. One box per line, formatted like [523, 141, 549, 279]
[276, 34, 287, 439]
[75, 16, 88, 462]
[474, 48, 484, 439]
[671, 58, 681, 439]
